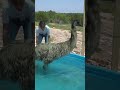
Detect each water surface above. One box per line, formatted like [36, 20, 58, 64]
[35, 54, 85, 90]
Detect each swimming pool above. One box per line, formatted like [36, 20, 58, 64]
[35, 53, 85, 90]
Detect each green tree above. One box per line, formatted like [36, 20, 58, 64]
[35, 11, 49, 22]
[35, 11, 83, 25]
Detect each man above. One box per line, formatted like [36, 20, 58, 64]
[35, 21, 50, 44]
[3, 0, 34, 45]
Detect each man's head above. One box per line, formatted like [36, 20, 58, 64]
[39, 21, 46, 29]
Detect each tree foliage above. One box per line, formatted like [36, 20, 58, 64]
[35, 10, 84, 25]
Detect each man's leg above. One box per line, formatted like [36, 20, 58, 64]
[38, 34, 43, 44]
[44, 34, 49, 43]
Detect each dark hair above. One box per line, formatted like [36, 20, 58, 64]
[39, 21, 45, 26]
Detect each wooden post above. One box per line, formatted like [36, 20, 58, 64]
[111, 0, 120, 71]
[0, 1, 3, 49]
[80, 0, 85, 56]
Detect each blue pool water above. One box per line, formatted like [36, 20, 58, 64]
[35, 53, 85, 90]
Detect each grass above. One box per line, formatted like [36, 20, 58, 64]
[35, 22, 83, 32]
